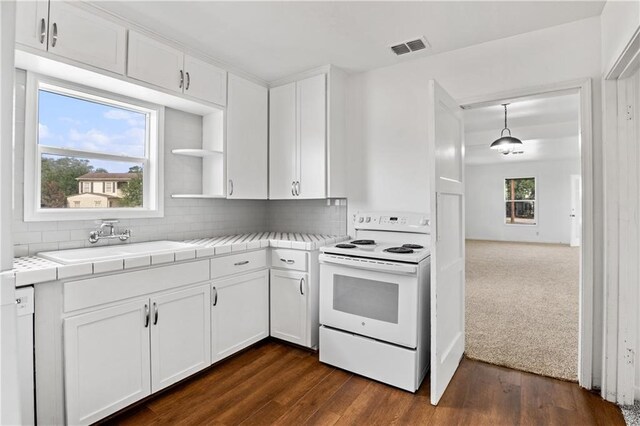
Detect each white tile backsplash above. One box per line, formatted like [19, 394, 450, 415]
[12, 69, 347, 256]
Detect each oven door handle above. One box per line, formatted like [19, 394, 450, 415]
[319, 253, 418, 275]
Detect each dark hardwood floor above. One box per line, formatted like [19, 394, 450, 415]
[104, 340, 624, 425]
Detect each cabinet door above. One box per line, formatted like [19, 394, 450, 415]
[227, 74, 268, 199]
[270, 269, 308, 346]
[211, 270, 269, 363]
[183, 55, 227, 106]
[15, 0, 49, 51]
[48, 2, 126, 74]
[269, 82, 297, 199]
[297, 74, 327, 199]
[64, 299, 151, 425]
[150, 284, 211, 393]
[127, 30, 184, 94]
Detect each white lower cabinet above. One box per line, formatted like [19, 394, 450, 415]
[211, 269, 269, 363]
[64, 299, 151, 425]
[270, 269, 309, 346]
[64, 283, 211, 425]
[150, 285, 211, 392]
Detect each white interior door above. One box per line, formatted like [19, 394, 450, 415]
[428, 80, 465, 405]
[570, 174, 582, 247]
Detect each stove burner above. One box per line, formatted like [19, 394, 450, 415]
[385, 247, 414, 254]
[350, 239, 375, 245]
[336, 243, 356, 249]
[402, 244, 424, 250]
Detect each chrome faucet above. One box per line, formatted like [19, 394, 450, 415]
[89, 220, 131, 244]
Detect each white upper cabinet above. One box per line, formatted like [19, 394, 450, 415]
[16, 1, 127, 74]
[183, 55, 227, 106]
[269, 82, 298, 200]
[227, 74, 268, 199]
[127, 30, 184, 94]
[269, 68, 346, 200]
[127, 32, 227, 106]
[15, 0, 49, 51]
[297, 74, 327, 199]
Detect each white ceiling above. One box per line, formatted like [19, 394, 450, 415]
[464, 92, 581, 165]
[94, 1, 605, 82]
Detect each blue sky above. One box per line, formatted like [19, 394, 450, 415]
[38, 90, 146, 173]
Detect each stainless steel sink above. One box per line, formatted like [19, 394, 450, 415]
[38, 241, 198, 265]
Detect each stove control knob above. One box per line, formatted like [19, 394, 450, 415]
[365, 217, 371, 223]
[420, 218, 429, 226]
[358, 217, 364, 223]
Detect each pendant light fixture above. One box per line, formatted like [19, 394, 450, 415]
[490, 103, 522, 153]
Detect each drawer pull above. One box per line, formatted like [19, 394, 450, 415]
[144, 304, 149, 328]
[234, 260, 249, 266]
[153, 302, 158, 325]
[280, 258, 295, 265]
[300, 277, 305, 295]
[212, 287, 218, 306]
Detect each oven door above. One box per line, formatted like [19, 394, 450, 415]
[319, 254, 419, 348]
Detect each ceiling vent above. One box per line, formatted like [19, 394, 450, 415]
[390, 36, 430, 56]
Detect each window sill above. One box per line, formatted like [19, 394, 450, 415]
[24, 208, 164, 222]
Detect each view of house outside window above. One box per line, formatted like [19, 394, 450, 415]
[504, 177, 536, 225]
[38, 89, 147, 209]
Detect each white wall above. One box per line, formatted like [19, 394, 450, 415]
[601, 0, 640, 74]
[346, 16, 604, 384]
[465, 159, 580, 244]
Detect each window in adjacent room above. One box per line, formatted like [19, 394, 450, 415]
[24, 73, 164, 221]
[504, 177, 536, 225]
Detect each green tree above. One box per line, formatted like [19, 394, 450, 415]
[120, 168, 143, 207]
[41, 156, 93, 207]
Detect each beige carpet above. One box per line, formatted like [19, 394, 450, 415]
[465, 240, 579, 381]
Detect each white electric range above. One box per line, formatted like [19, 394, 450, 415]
[318, 212, 431, 392]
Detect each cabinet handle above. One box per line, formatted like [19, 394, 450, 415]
[229, 179, 234, 196]
[280, 258, 295, 265]
[179, 70, 184, 89]
[291, 181, 296, 196]
[295, 181, 300, 196]
[144, 304, 149, 328]
[185, 72, 191, 90]
[153, 302, 158, 325]
[299, 277, 305, 295]
[51, 22, 58, 47]
[212, 287, 218, 306]
[234, 260, 249, 266]
[39, 18, 46, 44]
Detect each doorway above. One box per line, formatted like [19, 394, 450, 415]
[461, 89, 585, 381]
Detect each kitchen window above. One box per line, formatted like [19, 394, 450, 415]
[24, 73, 164, 221]
[504, 177, 536, 225]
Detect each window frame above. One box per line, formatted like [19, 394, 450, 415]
[24, 72, 164, 221]
[503, 176, 537, 226]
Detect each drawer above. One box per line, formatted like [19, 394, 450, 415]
[271, 249, 308, 272]
[64, 260, 209, 313]
[210, 250, 267, 279]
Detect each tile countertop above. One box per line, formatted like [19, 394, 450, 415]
[11, 232, 348, 287]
